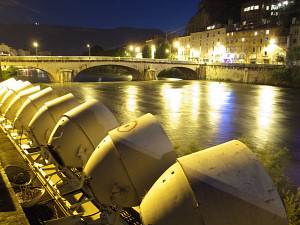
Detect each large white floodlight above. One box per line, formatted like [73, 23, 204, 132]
[47, 99, 119, 168]
[0, 80, 24, 103]
[0, 78, 16, 91]
[84, 113, 177, 208]
[5, 86, 41, 121]
[0, 81, 33, 114]
[29, 93, 80, 146]
[140, 140, 288, 225]
[13, 87, 57, 131]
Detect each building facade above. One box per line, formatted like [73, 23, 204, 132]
[178, 27, 227, 62]
[177, 25, 286, 64]
[225, 26, 286, 64]
[289, 17, 300, 48]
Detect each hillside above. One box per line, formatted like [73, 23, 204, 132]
[0, 24, 165, 55]
[184, 0, 247, 35]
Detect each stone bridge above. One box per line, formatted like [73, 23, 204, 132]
[0, 56, 204, 83]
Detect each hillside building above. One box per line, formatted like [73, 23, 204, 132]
[241, 0, 294, 26]
[289, 17, 300, 48]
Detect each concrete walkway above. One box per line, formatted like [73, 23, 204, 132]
[0, 129, 30, 225]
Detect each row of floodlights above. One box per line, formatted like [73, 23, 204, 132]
[0, 78, 288, 225]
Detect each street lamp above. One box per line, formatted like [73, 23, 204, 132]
[87, 44, 90, 57]
[33, 42, 38, 57]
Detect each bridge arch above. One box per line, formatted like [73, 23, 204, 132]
[157, 66, 198, 80]
[75, 64, 143, 81]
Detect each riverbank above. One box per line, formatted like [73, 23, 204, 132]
[203, 64, 300, 88]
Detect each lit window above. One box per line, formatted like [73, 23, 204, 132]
[255, 5, 259, 10]
[227, 33, 229, 36]
[231, 32, 233, 36]
[242, 37, 245, 42]
[244, 8, 247, 12]
[266, 6, 269, 10]
[266, 30, 269, 34]
[255, 32, 258, 36]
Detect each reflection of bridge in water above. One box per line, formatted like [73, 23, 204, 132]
[0, 56, 204, 83]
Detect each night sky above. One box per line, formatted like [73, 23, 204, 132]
[0, 0, 200, 33]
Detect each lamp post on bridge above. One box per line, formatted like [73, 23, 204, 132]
[33, 42, 38, 57]
[87, 44, 90, 58]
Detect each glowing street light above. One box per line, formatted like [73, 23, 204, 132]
[270, 39, 276, 45]
[33, 42, 38, 56]
[87, 44, 90, 57]
[129, 46, 134, 51]
[151, 45, 156, 59]
[135, 47, 140, 53]
[174, 41, 179, 48]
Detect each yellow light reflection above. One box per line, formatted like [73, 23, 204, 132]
[190, 83, 200, 120]
[257, 86, 275, 128]
[208, 82, 230, 110]
[126, 86, 137, 112]
[81, 86, 98, 101]
[161, 84, 183, 125]
[208, 82, 230, 122]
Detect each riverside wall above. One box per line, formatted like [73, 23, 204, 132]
[201, 63, 282, 85]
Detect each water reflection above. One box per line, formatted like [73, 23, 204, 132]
[126, 86, 137, 112]
[208, 82, 231, 123]
[81, 85, 99, 101]
[190, 83, 200, 120]
[257, 86, 275, 128]
[161, 84, 183, 126]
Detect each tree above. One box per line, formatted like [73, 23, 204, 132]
[142, 45, 151, 58]
[1, 66, 17, 80]
[155, 42, 170, 59]
[82, 45, 104, 56]
[287, 46, 300, 64]
[276, 55, 285, 64]
[90, 45, 104, 56]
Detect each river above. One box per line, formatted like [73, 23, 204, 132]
[45, 79, 300, 188]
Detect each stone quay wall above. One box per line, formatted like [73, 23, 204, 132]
[201, 63, 282, 85]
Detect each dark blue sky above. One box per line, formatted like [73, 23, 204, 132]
[0, 0, 200, 33]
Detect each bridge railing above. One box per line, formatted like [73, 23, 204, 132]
[0, 56, 201, 65]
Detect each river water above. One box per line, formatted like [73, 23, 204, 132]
[46, 79, 300, 188]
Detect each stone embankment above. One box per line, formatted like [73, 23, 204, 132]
[199, 63, 299, 87]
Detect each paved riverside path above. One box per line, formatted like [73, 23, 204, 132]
[0, 127, 68, 224]
[0, 129, 30, 225]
